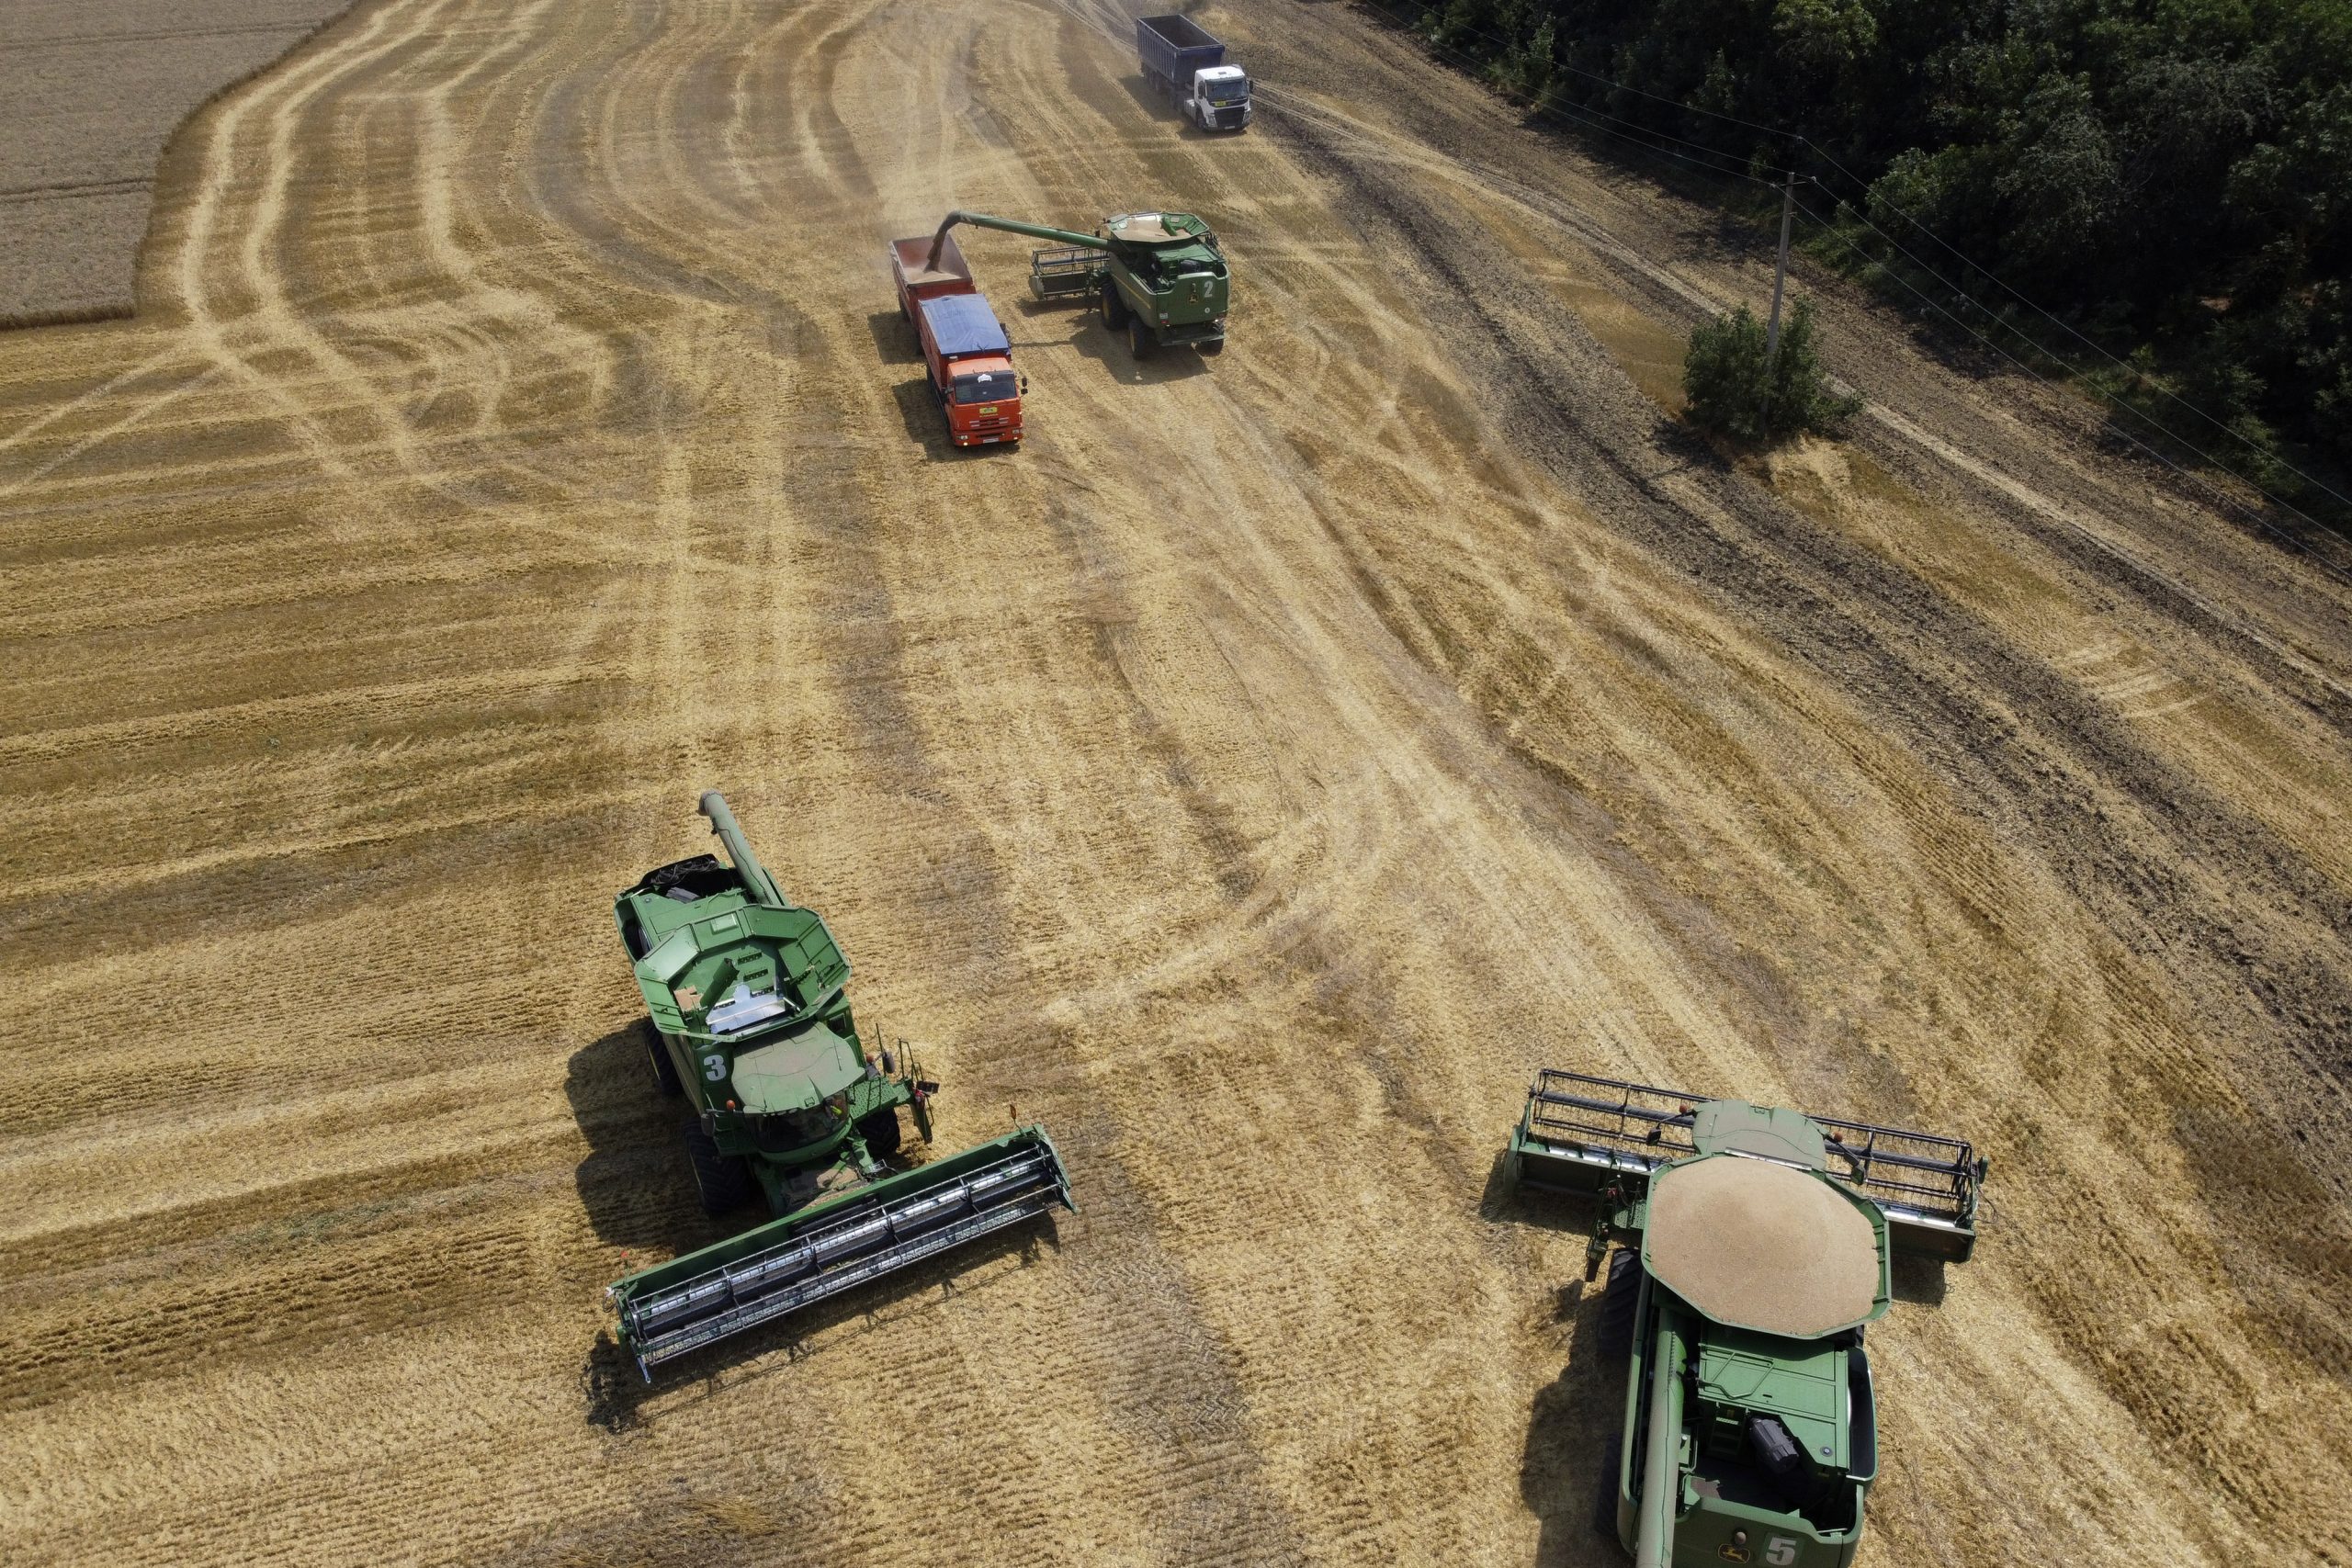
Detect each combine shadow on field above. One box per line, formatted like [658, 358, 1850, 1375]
[581, 1217, 1065, 1433]
[568, 1022, 731, 1256]
[1483, 1151, 1633, 1565]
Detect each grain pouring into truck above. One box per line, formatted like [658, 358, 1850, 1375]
[924, 209, 1230, 359]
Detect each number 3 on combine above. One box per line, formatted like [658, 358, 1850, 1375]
[702, 1054, 726, 1082]
[1764, 1540, 1798, 1566]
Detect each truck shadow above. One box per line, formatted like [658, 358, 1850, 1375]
[888, 376, 1019, 460]
[1113, 72, 1236, 138]
[580, 1214, 1066, 1432]
[865, 307, 921, 365]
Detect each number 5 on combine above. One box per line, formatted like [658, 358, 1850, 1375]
[1765, 1539, 1798, 1566]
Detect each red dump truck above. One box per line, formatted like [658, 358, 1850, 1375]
[888, 231, 1024, 447]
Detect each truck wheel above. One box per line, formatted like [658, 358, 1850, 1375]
[1595, 1247, 1640, 1359]
[1127, 318, 1156, 357]
[1101, 284, 1128, 330]
[856, 1107, 903, 1156]
[646, 1026, 683, 1098]
[683, 1115, 754, 1215]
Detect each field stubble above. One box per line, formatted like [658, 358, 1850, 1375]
[1, 0, 2348, 1564]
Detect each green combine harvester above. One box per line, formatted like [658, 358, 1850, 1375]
[924, 209, 1229, 356]
[1507, 1068, 1986, 1567]
[604, 793, 1072, 1379]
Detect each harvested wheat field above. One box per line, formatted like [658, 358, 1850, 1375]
[3, 0, 2350, 1563]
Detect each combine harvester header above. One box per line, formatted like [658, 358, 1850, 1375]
[605, 793, 1072, 1378]
[1505, 1068, 1986, 1567]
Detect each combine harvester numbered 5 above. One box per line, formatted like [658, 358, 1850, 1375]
[605, 794, 1072, 1378]
[1505, 1068, 1986, 1567]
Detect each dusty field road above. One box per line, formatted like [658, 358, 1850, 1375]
[4, 1, 2350, 1563]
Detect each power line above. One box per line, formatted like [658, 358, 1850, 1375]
[1398, 27, 1786, 184]
[1800, 141, 2352, 514]
[1796, 192, 2352, 559]
[1788, 191, 2352, 588]
[1387, 8, 2352, 533]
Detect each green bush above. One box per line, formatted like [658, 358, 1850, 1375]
[1681, 296, 1860, 446]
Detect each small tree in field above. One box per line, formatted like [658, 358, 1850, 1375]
[1682, 296, 1860, 446]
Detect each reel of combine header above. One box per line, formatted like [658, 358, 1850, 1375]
[604, 793, 1073, 1379]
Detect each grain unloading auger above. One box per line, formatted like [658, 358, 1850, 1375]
[1506, 1068, 1987, 1568]
[604, 793, 1072, 1379]
[924, 209, 1230, 355]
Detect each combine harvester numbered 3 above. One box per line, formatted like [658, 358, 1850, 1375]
[605, 793, 1072, 1379]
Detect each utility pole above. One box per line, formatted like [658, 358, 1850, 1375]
[1766, 168, 1797, 360]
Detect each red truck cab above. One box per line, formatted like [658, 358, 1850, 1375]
[889, 233, 1024, 447]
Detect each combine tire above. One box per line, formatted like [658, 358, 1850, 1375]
[856, 1107, 904, 1157]
[1101, 284, 1129, 330]
[1591, 1432, 1624, 1540]
[646, 1028, 683, 1098]
[1595, 1247, 1640, 1359]
[683, 1115, 753, 1215]
[1199, 337, 1225, 356]
[1128, 318, 1156, 357]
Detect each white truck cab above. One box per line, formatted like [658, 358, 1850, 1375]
[1186, 64, 1252, 131]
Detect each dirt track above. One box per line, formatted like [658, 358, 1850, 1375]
[3, 1, 2349, 1563]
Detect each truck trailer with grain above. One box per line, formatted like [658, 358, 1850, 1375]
[1505, 1068, 1986, 1566]
[603, 793, 1073, 1378]
[889, 231, 1025, 446]
[1136, 14, 1252, 131]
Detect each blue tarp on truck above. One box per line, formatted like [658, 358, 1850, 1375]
[916, 293, 1010, 358]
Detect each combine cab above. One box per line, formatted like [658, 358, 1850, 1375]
[605, 793, 1072, 1378]
[1506, 1069, 1986, 1567]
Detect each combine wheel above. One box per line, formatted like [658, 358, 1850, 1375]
[1594, 1247, 1640, 1359]
[1101, 284, 1129, 331]
[1199, 338, 1226, 356]
[1591, 1431, 1624, 1540]
[682, 1115, 754, 1215]
[856, 1107, 904, 1157]
[646, 1027, 683, 1098]
[1128, 318, 1157, 358]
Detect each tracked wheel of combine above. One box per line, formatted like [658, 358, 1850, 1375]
[683, 1116, 754, 1215]
[856, 1108, 903, 1157]
[646, 1027, 682, 1098]
[1594, 1247, 1641, 1359]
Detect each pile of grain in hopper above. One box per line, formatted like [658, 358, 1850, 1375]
[1645, 1156, 1879, 1336]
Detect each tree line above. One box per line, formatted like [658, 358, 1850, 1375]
[1388, 0, 2352, 518]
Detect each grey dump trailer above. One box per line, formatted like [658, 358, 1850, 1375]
[1136, 15, 1251, 131]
